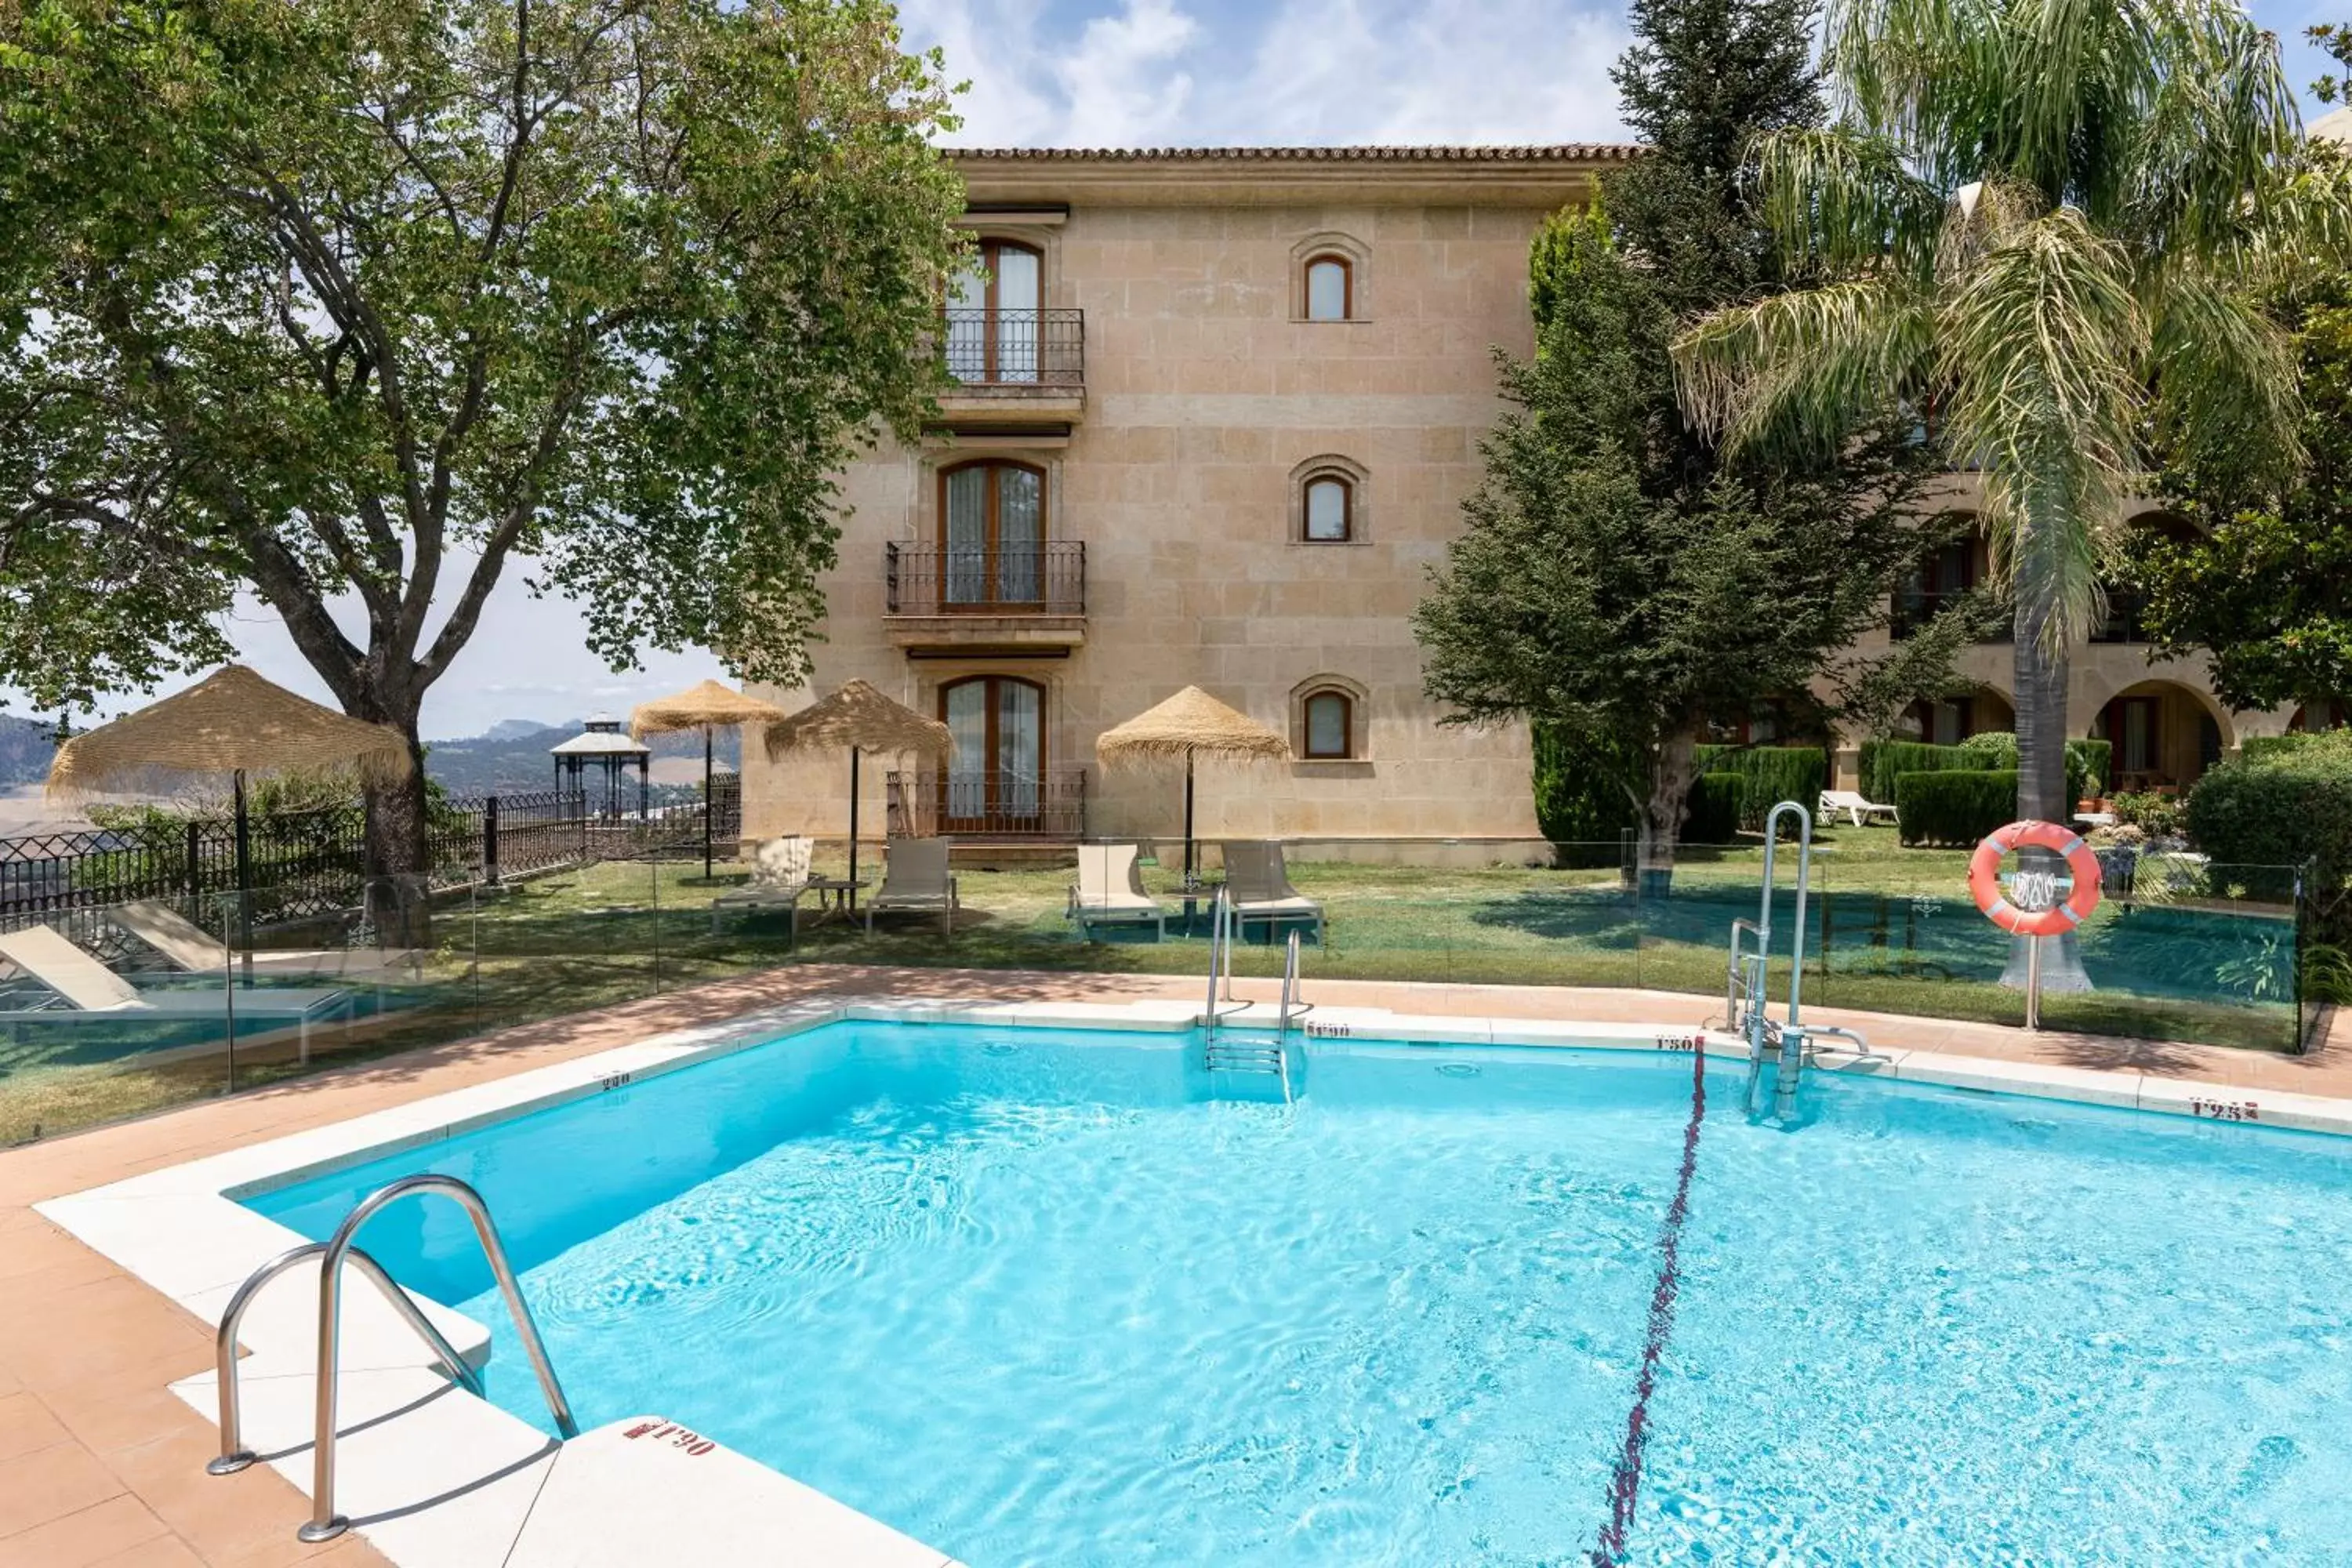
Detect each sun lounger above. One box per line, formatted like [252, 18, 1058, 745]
[711, 836, 815, 938]
[864, 837, 959, 937]
[1819, 789, 1899, 829]
[1068, 844, 1167, 940]
[115, 900, 420, 982]
[1219, 841, 1325, 943]
[0, 924, 350, 1061]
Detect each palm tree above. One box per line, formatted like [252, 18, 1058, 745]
[1673, 0, 2330, 827]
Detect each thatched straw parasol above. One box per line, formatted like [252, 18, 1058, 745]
[1095, 686, 1288, 884]
[630, 678, 787, 877]
[763, 680, 953, 898]
[48, 664, 413, 941]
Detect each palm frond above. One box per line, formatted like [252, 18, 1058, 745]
[1938, 207, 2145, 647]
[1751, 127, 1947, 281]
[2146, 261, 2302, 494]
[1674, 279, 1937, 457]
[2130, 0, 2302, 255]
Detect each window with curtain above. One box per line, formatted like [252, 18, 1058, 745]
[1305, 256, 1351, 321]
[947, 240, 1042, 383]
[940, 460, 1045, 606]
[1303, 475, 1351, 542]
[1303, 691, 1353, 758]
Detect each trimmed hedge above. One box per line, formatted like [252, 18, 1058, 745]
[2187, 731, 2352, 938]
[1895, 768, 2019, 846]
[1683, 772, 1744, 844]
[1862, 741, 1995, 805]
[1531, 723, 1638, 866]
[1861, 734, 2109, 810]
[1693, 743, 1829, 834]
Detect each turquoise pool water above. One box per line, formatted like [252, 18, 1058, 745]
[249, 1022, 2352, 1565]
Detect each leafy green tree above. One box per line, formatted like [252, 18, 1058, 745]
[1416, 0, 1956, 877]
[2139, 288, 2352, 713]
[0, 0, 967, 874]
[1414, 208, 1940, 879]
[1673, 0, 2335, 828]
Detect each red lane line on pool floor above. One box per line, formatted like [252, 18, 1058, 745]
[1591, 1045, 1708, 1568]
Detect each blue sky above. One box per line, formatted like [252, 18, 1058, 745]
[122, 0, 2351, 738]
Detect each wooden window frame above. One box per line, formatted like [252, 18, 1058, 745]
[956, 239, 1044, 382]
[1304, 254, 1353, 322]
[938, 674, 1049, 826]
[1302, 690, 1354, 759]
[937, 459, 1048, 611]
[1301, 474, 1352, 543]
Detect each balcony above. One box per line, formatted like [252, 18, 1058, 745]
[883, 542, 1087, 652]
[887, 767, 1088, 840]
[938, 309, 1085, 423]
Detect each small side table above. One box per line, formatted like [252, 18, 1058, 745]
[806, 877, 867, 918]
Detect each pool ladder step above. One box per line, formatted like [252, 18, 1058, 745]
[1200, 902, 1302, 1105]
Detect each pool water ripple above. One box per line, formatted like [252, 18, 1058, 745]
[249, 1023, 2352, 1566]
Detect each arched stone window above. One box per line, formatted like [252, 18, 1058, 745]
[1290, 674, 1370, 762]
[1290, 231, 1369, 321]
[1289, 454, 1370, 544]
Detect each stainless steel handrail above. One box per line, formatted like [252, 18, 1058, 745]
[1278, 929, 1308, 1034]
[1202, 885, 1241, 1029]
[1759, 800, 1816, 1122]
[300, 1174, 577, 1544]
[208, 1242, 481, 1477]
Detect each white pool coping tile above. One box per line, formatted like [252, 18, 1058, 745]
[40, 989, 2352, 1568]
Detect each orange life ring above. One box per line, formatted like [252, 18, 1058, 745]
[1968, 820, 2103, 936]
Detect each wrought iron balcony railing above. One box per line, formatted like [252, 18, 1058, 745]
[886, 767, 1087, 840]
[2090, 589, 2152, 644]
[885, 542, 1086, 616]
[942, 308, 1084, 388]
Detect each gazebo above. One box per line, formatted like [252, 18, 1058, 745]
[550, 714, 649, 819]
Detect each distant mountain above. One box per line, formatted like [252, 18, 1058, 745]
[423, 720, 739, 797]
[0, 713, 59, 786]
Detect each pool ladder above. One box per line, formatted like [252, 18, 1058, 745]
[1727, 801, 1886, 1121]
[1200, 890, 1299, 1104]
[207, 1173, 578, 1544]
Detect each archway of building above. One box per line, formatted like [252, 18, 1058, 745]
[1898, 684, 2015, 746]
[2087, 678, 2234, 793]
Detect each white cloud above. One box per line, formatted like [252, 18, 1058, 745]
[906, 0, 1631, 147]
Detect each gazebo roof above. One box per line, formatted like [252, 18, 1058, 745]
[550, 730, 650, 757]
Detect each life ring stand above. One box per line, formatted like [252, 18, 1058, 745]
[1968, 820, 2103, 936]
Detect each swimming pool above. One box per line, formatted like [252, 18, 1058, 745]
[247, 1019, 2352, 1565]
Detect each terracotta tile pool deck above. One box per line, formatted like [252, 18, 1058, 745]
[0, 964, 2340, 1565]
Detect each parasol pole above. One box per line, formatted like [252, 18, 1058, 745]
[702, 725, 714, 878]
[232, 768, 253, 985]
[848, 746, 862, 903]
[1184, 748, 1196, 887]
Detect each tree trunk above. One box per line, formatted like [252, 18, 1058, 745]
[361, 722, 433, 950]
[2006, 591, 2092, 993]
[1637, 727, 1702, 898]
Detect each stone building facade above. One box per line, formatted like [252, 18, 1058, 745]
[742, 145, 2318, 859]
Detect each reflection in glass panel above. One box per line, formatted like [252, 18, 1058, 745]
[1305, 478, 1348, 541]
[998, 681, 1041, 816]
[994, 248, 1040, 382]
[947, 264, 985, 383]
[1306, 259, 1348, 321]
[1305, 693, 1349, 757]
[945, 681, 989, 818]
[997, 467, 1040, 602]
[945, 466, 989, 604]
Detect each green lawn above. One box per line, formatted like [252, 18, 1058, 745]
[0, 825, 2312, 1147]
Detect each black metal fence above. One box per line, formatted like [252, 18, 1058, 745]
[884, 542, 1087, 615]
[886, 767, 1087, 840]
[0, 780, 740, 930]
[942, 307, 1084, 387]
